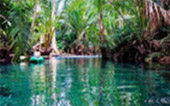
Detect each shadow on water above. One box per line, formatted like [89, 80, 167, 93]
[0, 57, 170, 106]
[0, 64, 11, 74]
[0, 86, 12, 97]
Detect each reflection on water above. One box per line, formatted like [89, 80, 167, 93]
[0, 58, 170, 106]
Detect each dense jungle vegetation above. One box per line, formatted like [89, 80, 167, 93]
[0, 0, 170, 64]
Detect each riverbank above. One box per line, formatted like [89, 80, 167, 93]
[101, 37, 170, 65]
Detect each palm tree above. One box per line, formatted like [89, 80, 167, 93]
[63, 0, 96, 44]
[32, 0, 61, 55]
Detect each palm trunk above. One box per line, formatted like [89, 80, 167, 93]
[99, 12, 105, 43]
[30, 0, 37, 32]
[97, 0, 107, 59]
[99, 7, 108, 59]
[44, 33, 51, 54]
[51, 0, 59, 54]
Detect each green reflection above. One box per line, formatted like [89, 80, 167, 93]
[0, 58, 170, 106]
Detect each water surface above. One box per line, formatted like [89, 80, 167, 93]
[0, 58, 170, 106]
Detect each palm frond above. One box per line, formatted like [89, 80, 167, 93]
[145, 0, 170, 36]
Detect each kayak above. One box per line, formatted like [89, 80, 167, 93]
[30, 56, 44, 63]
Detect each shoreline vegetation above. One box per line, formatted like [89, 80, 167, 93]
[0, 0, 170, 65]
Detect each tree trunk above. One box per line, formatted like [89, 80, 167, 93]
[51, 0, 59, 54]
[99, 12, 105, 43]
[99, 10, 108, 59]
[30, 0, 37, 32]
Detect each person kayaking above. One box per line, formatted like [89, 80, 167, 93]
[33, 49, 41, 57]
[30, 48, 44, 63]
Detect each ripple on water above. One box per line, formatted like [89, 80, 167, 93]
[161, 97, 170, 104]
[145, 97, 170, 105]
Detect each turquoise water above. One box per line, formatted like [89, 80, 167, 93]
[0, 58, 170, 106]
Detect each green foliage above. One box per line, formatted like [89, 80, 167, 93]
[0, 0, 34, 61]
[9, 1, 34, 61]
[56, 24, 77, 49]
[0, 0, 169, 62]
[0, 0, 12, 47]
[62, 0, 97, 42]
